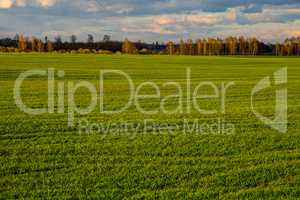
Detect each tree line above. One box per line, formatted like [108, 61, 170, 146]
[165, 37, 300, 56]
[0, 34, 300, 56]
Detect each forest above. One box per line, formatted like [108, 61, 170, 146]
[0, 34, 299, 56]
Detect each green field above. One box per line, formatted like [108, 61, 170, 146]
[1, 53, 300, 199]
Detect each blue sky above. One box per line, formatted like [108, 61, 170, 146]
[0, 0, 300, 42]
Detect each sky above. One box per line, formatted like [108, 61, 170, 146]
[0, 0, 300, 42]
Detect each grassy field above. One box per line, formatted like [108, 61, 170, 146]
[0, 53, 300, 199]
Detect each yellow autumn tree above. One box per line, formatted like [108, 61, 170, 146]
[166, 41, 175, 55]
[18, 34, 27, 52]
[122, 38, 137, 54]
[47, 41, 54, 52]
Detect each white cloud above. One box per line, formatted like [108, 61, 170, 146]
[15, 0, 26, 7]
[0, 0, 13, 9]
[241, 6, 300, 24]
[211, 22, 300, 42]
[35, 0, 57, 8]
[153, 14, 222, 25]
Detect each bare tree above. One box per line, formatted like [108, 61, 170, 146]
[31, 37, 39, 51]
[70, 35, 77, 44]
[37, 39, 44, 52]
[103, 35, 111, 42]
[179, 39, 187, 55]
[55, 36, 62, 44]
[88, 34, 94, 43]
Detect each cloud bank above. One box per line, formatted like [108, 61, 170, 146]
[0, 0, 300, 42]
